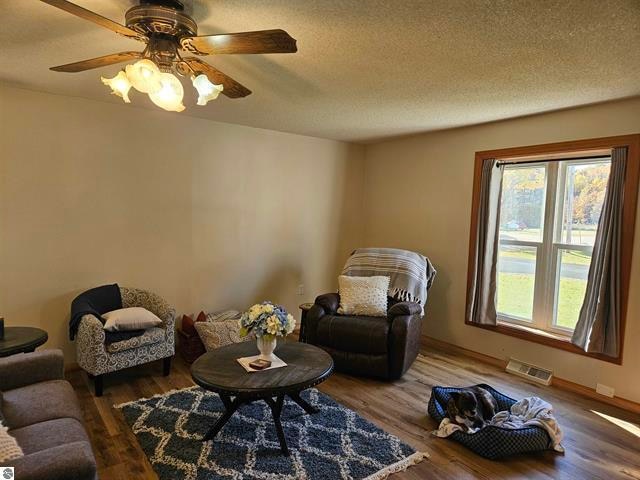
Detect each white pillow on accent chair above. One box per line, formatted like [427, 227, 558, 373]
[103, 307, 163, 332]
[337, 275, 390, 317]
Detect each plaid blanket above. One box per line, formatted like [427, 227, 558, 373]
[341, 248, 436, 309]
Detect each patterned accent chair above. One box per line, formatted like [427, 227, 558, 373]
[76, 287, 176, 396]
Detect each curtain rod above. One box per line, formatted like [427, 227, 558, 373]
[495, 154, 611, 167]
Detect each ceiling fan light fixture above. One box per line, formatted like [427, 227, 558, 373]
[192, 74, 224, 106]
[101, 70, 132, 103]
[43, 0, 298, 112]
[125, 59, 162, 94]
[148, 72, 185, 112]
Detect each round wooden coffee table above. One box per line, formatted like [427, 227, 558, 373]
[191, 340, 333, 455]
[0, 327, 48, 357]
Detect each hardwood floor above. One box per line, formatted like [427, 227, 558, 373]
[68, 344, 640, 480]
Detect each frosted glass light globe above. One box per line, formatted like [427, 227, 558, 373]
[148, 72, 185, 112]
[101, 71, 132, 103]
[125, 59, 162, 94]
[191, 74, 224, 105]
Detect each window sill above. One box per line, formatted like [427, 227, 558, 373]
[465, 319, 622, 364]
[496, 320, 571, 341]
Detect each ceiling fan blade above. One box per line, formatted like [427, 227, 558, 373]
[50, 52, 143, 72]
[181, 29, 297, 55]
[184, 58, 252, 98]
[40, 0, 145, 41]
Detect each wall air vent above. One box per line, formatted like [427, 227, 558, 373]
[506, 358, 553, 386]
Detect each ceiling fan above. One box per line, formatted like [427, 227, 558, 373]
[40, 0, 298, 111]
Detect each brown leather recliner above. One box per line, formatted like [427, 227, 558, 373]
[303, 292, 423, 380]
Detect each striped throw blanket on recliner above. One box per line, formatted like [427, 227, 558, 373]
[341, 248, 436, 312]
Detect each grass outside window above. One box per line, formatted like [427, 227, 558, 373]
[497, 274, 588, 330]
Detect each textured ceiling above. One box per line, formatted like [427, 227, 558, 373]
[1, 0, 639, 142]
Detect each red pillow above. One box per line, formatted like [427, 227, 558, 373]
[181, 314, 195, 336]
[181, 311, 207, 336]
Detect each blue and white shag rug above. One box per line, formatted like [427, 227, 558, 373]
[115, 386, 426, 480]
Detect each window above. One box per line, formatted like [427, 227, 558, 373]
[496, 158, 611, 335]
[466, 134, 640, 364]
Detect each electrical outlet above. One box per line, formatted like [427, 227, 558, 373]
[297, 284, 304, 296]
[596, 383, 615, 398]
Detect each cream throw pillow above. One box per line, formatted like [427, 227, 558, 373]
[0, 422, 23, 463]
[338, 275, 390, 317]
[103, 307, 163, 332]
[195, 318, 254, 351]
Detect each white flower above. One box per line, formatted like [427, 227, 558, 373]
[285, 313, 296, 334]
[266, 315, 280, 335]
[248, 304, 262, 322]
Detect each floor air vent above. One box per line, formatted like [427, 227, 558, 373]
[506, 358, 553, 386]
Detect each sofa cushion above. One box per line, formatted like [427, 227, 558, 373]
[316, 314, 390, 354]
[0, 350, 64, 392]
[106, 326, 165, 353]
[9, 418, 89, 455]
[1, 380, 83, 430]
[0, 421, 23, 463]
[6, 442, 96, 480]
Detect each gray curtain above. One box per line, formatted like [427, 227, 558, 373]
[571, 147, 627, 357]
[467, 159, 504, 325]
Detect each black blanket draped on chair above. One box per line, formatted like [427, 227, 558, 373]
[70, 283, 144, 344]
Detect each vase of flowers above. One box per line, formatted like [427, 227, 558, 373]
[239, 301, 296, 361]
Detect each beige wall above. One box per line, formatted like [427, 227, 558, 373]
[363, 98, 640, 403]
[0, 84, 365, 363]
[2, 82, 639, 404]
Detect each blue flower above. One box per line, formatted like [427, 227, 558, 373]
[239, 301, 296, 338]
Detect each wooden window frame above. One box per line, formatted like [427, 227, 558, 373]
[465, 134, 640, 364]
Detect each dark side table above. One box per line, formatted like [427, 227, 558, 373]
[0, 327, 48, 357]
[298, 302, 313, 343]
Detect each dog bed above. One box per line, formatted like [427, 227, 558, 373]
[427, 384, 551, 459]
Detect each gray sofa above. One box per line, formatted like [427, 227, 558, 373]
[0, 350, 97, 480]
